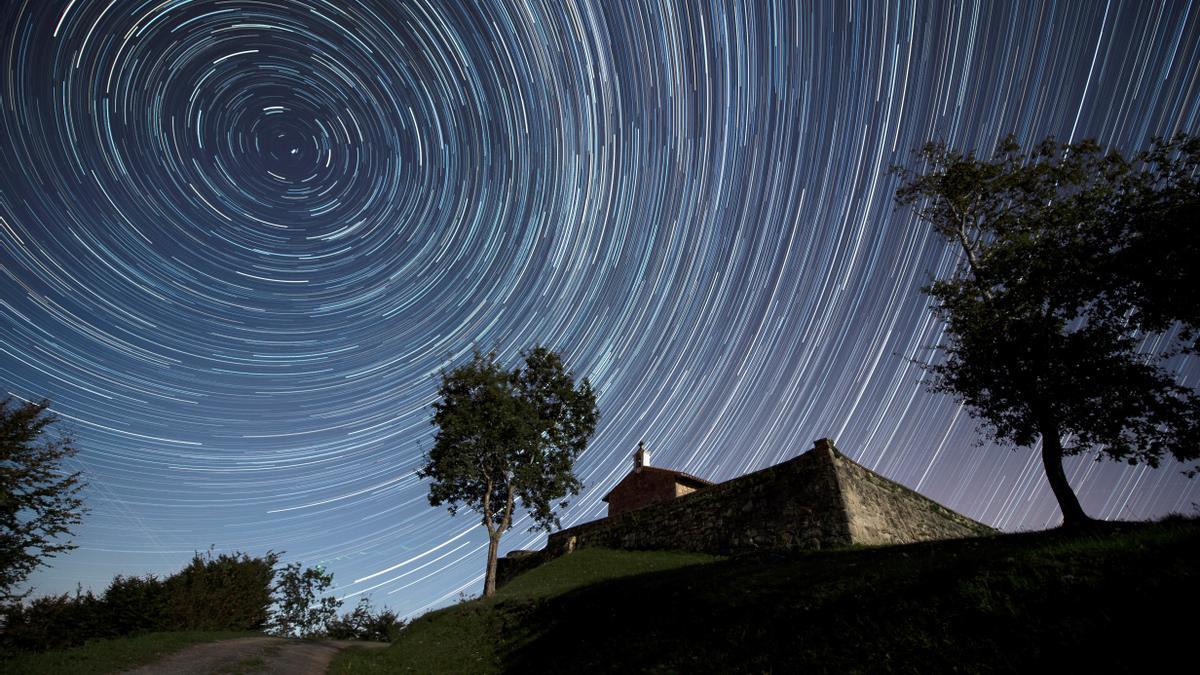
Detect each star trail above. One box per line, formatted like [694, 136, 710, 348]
[2, 0, 1198, 616]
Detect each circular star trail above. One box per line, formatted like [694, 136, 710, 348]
[2, 1, 1198, 615]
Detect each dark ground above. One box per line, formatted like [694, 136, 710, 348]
[335, 516, 1199, 673]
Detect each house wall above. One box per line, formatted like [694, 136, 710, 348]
[605, 470, 686, 516]
[675, 483, 698, 498]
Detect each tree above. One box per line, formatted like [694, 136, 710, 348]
[419, 347, 599, 597]
[893, 135, 1200, 526]
[1097, 136, 1200, 350]
[1, 398, 86, 603]
[270, 562, 342, 638]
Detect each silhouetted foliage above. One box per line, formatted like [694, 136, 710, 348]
[893, 135, 1200, 526]
[0, 398, 86, 604]
[0, 549, 279, 656]
[326, 597, 405, 642]
[0, 586, 105, 654]
[269, 562, 341, 638]
[163, 548, 279, 631]
[419, 346, 599, 597]
[102, 574, 167, 636]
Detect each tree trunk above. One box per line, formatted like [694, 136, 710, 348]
[483, 533, 501, 598]
[1039, 418, 1092, 527]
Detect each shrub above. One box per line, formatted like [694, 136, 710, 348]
[0, 587, 104, 654]
[326, 597, 405, 642]
[0, 549, 279, 657]
[103, 574, 167, 636]
[163, 549, 279, 631]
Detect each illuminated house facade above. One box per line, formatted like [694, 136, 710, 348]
[601, 442, 713, 516]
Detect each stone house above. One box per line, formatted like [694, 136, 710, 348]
[496, 438, 994, 587]
[602, 442, 713, 516]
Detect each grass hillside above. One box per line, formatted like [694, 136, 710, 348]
[332, 518, 1198, 673]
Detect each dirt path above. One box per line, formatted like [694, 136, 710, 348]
[125, 636, 388, 675]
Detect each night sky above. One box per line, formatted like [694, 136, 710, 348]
[2, 0, 1198, 617]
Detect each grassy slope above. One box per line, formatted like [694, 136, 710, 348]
[332, 549, 717, 673]
[0, 630, 264, 675]
[332, 519, 1198, 673]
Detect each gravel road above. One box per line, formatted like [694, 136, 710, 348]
[124, 636, 388, 675]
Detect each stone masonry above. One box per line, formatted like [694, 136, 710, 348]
[603, 464, 712, 517]
[496, 438, 994, 587]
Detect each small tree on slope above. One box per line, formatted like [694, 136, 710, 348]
[270, 562, 341, 638]
[419, 347, 598, 597]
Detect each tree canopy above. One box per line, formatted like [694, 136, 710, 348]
[893, 135, 1200, 526]
[419, 347, 598, 597]
[1, 398, 86, 603]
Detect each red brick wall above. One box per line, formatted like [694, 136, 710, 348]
[606, 470, 682, 516]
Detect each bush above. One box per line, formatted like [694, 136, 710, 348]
[0, 549, 279, 657]
[326, 597, 405, 642]
[103, 575, 167, 636]
[163, 549, 279, 632]
[0, 587, 104, 654]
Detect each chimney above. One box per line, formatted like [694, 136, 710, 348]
[633, 441, 649, 470]
[812, 438, 838, 457]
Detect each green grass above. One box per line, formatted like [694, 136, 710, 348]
[331, 518, 1199, 673]
[331, 549, 718, 673]
[0, 631, 263, 675]
[494, 548, 718, 600]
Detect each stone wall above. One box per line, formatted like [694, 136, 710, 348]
[547, 443, 852, 557]
[496, 439, 993, 588]
[496, 445, 848, 587]
[832, 452, 995, 544]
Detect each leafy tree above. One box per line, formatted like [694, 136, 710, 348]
[419, 347, 599, 597]
[1, 398, 86, 604]
[893, 135, 1200, 526]
[1095, 136, 1200, 348]
[270, 562, 342, 638]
